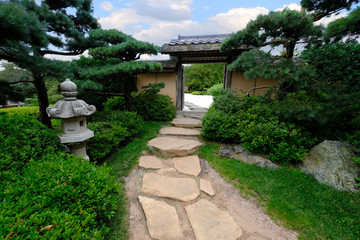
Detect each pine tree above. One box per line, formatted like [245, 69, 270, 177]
[221, 9, 322, 59]
[0, 0, 99, 127]
[74, 29, 161, 110]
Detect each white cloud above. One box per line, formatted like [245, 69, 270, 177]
[315, 12, 348, 26]
[134, 20, 201, 45]
[99, 8, 147, 29]
[275, 3, 302, 12]
[98, 6, 269, 47]
[205, 7, 269, 33]
[100, 1, 114, 12]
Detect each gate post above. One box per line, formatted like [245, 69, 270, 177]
[176, 62, 184, 111]
[223, 65, 232, 89]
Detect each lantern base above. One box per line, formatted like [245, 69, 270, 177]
[65, 142, 89, 160]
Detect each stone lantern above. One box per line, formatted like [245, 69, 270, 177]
[46, 78, 96, 159]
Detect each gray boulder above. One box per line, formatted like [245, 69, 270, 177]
[301, 140, 359, 192]
[219, 145, 278, 169]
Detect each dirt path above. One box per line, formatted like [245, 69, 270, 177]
[125, 116, 298, 240]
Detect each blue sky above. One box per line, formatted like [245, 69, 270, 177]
[88, 0, 354, 48]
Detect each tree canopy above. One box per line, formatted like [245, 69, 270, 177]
[221, 9, 322, 59]
[185, 64, 224, 92]
[74, 29, 161, 110]
[301, 0, 359, 21]
[0, 0, 99, 127]
[324, 7, 360, 42]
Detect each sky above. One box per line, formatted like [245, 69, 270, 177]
[43, 0, 355, 61]
[91, 0, 349, 47]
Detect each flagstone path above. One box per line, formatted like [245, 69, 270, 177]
[125, 114, 298, 240]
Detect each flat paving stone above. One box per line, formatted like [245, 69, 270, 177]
[173, 155, 201, 176]
[141, 173, 199, 201]
[148, 137, 203, 157]
[160, 126, 200, 136]
[138, 196, 184, 240]
[200, 179, 215, 196]
[185, 199, 243, 240]
[172, 118, 202, 128]
[139, 156, 167, 169]
[157, 167, 177, 175]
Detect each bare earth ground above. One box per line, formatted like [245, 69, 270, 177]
[125, 157, 298, 240]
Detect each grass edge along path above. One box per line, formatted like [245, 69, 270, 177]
[104, 121, 167, 240]
[200, 142, 360, 240]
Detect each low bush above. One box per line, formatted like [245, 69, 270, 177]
[0, 106, 39, 118]
[191, 91, 207, 95]
[0, 153, 119, 239]
[103, 93, 176, 121]
[0, 113, 62, 177]
[202, 90, 316, 164]
[103, 97, 126, 112]
[87, 111, 143, 162]
[134, 93, 176, 121]
[207, 83, 223, 96]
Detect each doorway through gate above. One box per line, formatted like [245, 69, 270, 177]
[160, 34, 249, 110]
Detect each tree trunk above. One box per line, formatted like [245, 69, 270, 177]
[285, 40, 297, 59]
[33, 74, 52, 128]
[124, 77, 135, 111]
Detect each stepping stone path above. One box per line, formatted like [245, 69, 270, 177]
[136, 116, 244, 240]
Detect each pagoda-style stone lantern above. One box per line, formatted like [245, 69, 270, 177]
[47, 78, 96, 159]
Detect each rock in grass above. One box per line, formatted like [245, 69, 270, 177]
[301, 140, 360, 192]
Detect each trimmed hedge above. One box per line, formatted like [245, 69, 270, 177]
[0, 113, 62, 176]
[0, 153, 119, 239]
[202, 91, 316, 164]
[103, 93, 176, 121]
[207, 83, 223, 96]
[134, 93, 176, 121]
[0, 106, 39, 118]
[88, 111, 143, 162]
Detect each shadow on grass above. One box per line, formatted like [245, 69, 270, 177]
[200, 142, 360, 240]
[104, 121, 167, 240]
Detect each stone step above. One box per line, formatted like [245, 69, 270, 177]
[141, 172, 200, 201]
[159, 126, 201, 137]
[173, 155, 201, 177]
[148, 136, 203, 157]
[172, 118, 202, 128]
[185, 199, 243, 240]
[138, 196, 184, 240]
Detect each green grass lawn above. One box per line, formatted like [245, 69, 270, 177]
[104, 121, 167, 240]
[200, 142, 360, 240]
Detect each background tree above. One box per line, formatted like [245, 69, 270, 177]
[73, 29, 161, 111]
[0, 63, 35, 105]
[185, 64, 224, 92]
[0, 0, 99, 127]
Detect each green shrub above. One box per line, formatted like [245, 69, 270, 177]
[201, 107, 239, 142]
[0, 153, 119, 239]
[102, 97, 126, 112]
[202, 91, 316, 164]
[191, 91, 207, 95]
[0, 113, 62, 177]
[0, 106, 39, 118]
[134, 93, 176, 121]
[87, 111, 143, 162]
[103, 93, 176, 121]
[207, 83, 223, 96]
